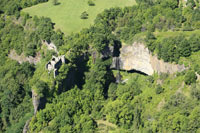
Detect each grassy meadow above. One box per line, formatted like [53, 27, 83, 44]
[154, 30, 200, 38]
[23, 0, 136, 34]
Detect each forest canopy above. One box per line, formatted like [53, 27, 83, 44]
[0, 0, 200, 132]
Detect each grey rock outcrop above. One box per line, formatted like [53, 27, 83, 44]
[32, 89, 40, 115]
[23, 90, 44, 133]
[8, 50, 41, 65]
[32, 89, 46, 115]
[111, 42, 185, 75]
[23, 118, 31, 133]
[43, 40, 58, 54]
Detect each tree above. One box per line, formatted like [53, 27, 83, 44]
[188, 107, 200, 131]
[167, 93, 186, 107]
[186, 0, 196, 8]
[88, 0, 95, 6]
[176, 36, 191, 57]
[155, 84, 164, 94]
[24, 42, 36, 57]
[80, 11, 89, 19]
[83, 59, 109, 93]
[108, 83, 117, 100]
[146, 32, 156, 52]
[189, 34, 200, 52]
[33, 80, 49, 97]
[184, 71, 197, 85]
[36, 17, 53, 42]
[191, 84, 200, 100]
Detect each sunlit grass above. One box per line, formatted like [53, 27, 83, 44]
[22, 0, 136, 34]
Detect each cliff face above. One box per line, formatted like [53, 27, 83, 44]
[150, 54, 185, 74]
[32, 89, 40, 115]
[23, 118, 31, 133]
[111, 42, 185, 75]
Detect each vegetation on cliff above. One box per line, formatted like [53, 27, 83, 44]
[0, 0, 200, 132]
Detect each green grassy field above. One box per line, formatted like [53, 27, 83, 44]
[22, 0, 136, 34]
[154, 30, 200, 38]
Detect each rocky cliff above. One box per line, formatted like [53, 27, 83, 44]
[32, 89, 40, 115]
[22, 90, 41, 133]
[111, 42, 185, 75]
[23, 118, 31, 133]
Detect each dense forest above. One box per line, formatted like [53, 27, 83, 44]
[0, 0, 200, 132]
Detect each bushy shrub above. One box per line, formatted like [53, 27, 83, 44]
[184, 71, 197, 85]
[191, 84, 200, 100]
[167, 93, 186, 107]
[108, 83, 117, 100]
[147, 76, 154, 83]
[156, 84, 164, 94]
[80, 11, 89, 19]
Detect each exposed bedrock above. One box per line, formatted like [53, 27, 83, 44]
[32, 89, 46, 115]
[23, 118, 31, 133]
[111, 42, 186, 75]
[23, 89, 46, 133]
[8, 50, 41, 65]
[32, 89, 40, 115]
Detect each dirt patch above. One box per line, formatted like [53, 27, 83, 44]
[176, 82, 185, 94]
[96, 119, 117, 132]
[157, 99, 166, 111]
[8, 50, 41, 65]
[42, 40, 58, 54]
[97, 120, 117, 128]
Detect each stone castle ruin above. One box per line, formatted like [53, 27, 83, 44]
[46, 55, 65, 78]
